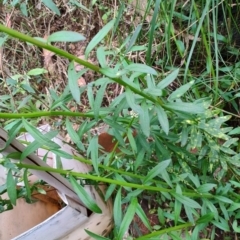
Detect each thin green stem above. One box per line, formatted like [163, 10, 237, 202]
[136, 222, 194, 239]
[0, 111, 98, 119]
[0, 24, 159, 105]
[16, 163, 214, 199]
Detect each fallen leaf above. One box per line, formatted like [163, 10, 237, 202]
[78, 77, 86, 87]
[42, 35, 55, 74]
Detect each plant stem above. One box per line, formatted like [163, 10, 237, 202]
[136, 222, 194, 239]
[0, 24, 159, 105]
[16, 163, 214, 199]
[0, 111, 99, 119]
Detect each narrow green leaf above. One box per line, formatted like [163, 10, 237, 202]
[42, 0, 60, 15]
[69, 0, 91, 12]
[188, 174, 200, 188]
[229, 127, 240, 135]
[85, 19, 115, 58]
[88, 136, 99, 175]
[157, 69, 179, 90]
[7, 170, 17, 206]
[66, 118, 84, 151]
[127, 128, 137, 153]
[134, 148, 145, 171]
[17, 96, 32, 110]
[125, 63, 158, 75]
[174, 184, 182, 225]
[22, 119, 60, 149]
[168, 80, 195, 101]
[113, 188, 122, 231]
[136, 203, 152, 231]
[94, 81, 108, 120]
[227, 202, 240, 211]
[197, 184, 216, 193]
[147, 0, 161, 64]
[157, 207, 165, 225]
[7, 152, 21, 160]
[21, 130, 58, 161]
[139, 101, 150, 137]
[20, 83, 35, 93]
[125, 87, 143, 114]
[184, 205, 195, 223]
[214, 196, 233, 204]
[105, 184, 116, 201]
[51, 149, 72, 159]
[232, 220, 240, 233]
[164, 102, 205, 114]
[203, 199, 218, 220]
[112, 2, 124, 36]
[171, 193, 201, 209]
[20, 3, 28, 16]
[50, 93, 73, 110]
[114, 173, 131, 192]
[144, 88, 162, 96]
[212, 217, 230, 232]
[23, 169, 31, 201]
[69, 175, 102, 213]
[155, 105, 169, 135]
[125, 24, 143, 53]
[85, 229, 110, 240]
[27, 68, 47, 76]
[48, 31, 85, 42]
[144, 159, 171, 184]
[118, 197, 138, 240]
[1, 119, 22, 151]
[161, 170, 173, 188]
[219, 202, 229, 221]
[97, 46, 107, 68]
[68, 61, 80, 104]
[196, 213, 214, 224]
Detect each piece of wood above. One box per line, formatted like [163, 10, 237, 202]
[13, 206, 88, 240]
[0, 125, 113, 239]
[0, 128, 87, 215]
[0, 197, 60, 240]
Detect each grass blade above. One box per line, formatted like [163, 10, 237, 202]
[48, 31, 85, 42]
[157, 68, 179, 90]
[42, 0, 60, 16]
[22, 119, 60, 149]
[68, 61, 81, 104]
[155, 105, 169, 135]
[144, 159, 171, 184]
[85, 19, 115, 58]
[125, 24, 143, 53]
[69, 175, 102, 214]
[113, 188, 122, 232]
[147, 0, 161, 65]
[85, 229, 110, 240]
[7, 170, 17, 206]
[118, 197, 138, 240]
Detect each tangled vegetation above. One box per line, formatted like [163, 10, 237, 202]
[0, 0, 240, 239]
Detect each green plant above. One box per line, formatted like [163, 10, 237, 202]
[0, 0, 240, 239]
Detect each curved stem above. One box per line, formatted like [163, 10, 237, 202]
[136, 222, 194, 240]
[16, 163, 214, 199]
[0, 111, 99, 119]
[0, 24, 159, 105]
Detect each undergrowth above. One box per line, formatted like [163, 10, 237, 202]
[0, 0, 240, 239]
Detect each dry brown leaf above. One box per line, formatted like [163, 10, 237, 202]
[42, 35, 55, 74]
[5, 14, 12, 28]
[78, 77, 86, 87]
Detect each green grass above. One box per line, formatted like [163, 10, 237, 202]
[0, 0, 240, 239]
